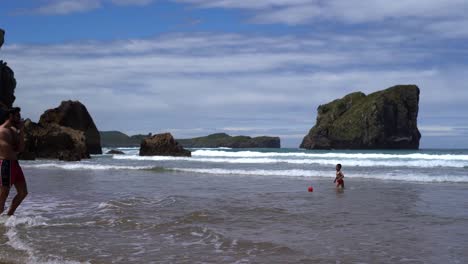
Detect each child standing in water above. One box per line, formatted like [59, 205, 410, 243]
[334, 164, 344, 189]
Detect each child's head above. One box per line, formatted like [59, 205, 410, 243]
[336, 164, 342, 171]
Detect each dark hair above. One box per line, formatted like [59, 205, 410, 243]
[336, 164, 342, 169]
[7, 107, 21, 116]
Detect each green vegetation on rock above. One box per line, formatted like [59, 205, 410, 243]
[177, 133, 281, 148]
[100, 131, 151, 147]
[301, 85, 421, 149]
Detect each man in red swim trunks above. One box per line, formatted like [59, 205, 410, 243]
[0, 107, 28, 216]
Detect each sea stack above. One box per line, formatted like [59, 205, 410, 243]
[22, 101, 101, 161]
[300, 85, 421, 149]
[140, 133, 191, 157]
[39, 100, 102, 154]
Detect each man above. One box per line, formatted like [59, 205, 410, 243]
[0, 107, 27, 215]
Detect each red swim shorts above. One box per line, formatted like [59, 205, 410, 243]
[336, 179, 344, 186]
[0, 160, 25, 187]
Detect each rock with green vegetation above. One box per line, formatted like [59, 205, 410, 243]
[300, 85, 421, 149]
[100, 131, 151, 147]
[140, 133, 191, 157]
[177, 133, 281, 148]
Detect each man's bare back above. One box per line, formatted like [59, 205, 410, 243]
[0, 126, 19, 160]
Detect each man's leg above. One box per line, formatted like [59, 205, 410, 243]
[0, 186, 10, 214]
[7, 181, 27, 216]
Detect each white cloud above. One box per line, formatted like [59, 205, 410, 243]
[178, 0, 468, 24]
[3, 32, 468, 147]
[110, 0, 155, 6]
[32, 0, 102, 15]
[426, 19, 468, 38]
[21, 0, 155, 15]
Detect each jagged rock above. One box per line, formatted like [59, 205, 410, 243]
[39, 100, 102, 154]
[177, 133, 281, 148]
[0, 28, 17, 122]
[300, 85, 421, 149]
[140, 133, 191, 157]
[106, 149, 125, 155]
[22, 119, 90, 161]
[0, 28, 4, 49]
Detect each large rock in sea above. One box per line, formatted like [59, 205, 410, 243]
[0, 28, 17, 120]
[140, 133, 191, 157]
[39, 100, 102, 154]
[21, 119, 90, 161]
[300, 85, 421, 149]
[177, 133, 281, 148]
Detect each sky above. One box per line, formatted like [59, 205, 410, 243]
[1, 0, 468, 148]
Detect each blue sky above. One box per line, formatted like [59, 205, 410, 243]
[1, 0, 468, 148]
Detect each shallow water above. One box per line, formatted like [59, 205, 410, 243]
[0, 148, 467, 263]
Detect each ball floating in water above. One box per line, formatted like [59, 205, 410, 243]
[308, 186, 314, 192]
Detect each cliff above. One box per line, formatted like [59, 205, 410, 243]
[0, 28, 17, 121]
[300, 85, 421, 149]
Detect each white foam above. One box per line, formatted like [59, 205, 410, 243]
[171, 168, 468, 183]
[4, 215, 48, 227]
[192, 150, 468, 161]
[3, 216, 88, 264]
[22, 163, 155, 170]
[113, 155, 468, 168]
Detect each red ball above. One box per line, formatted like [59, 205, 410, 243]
[308, 186, 314, 192]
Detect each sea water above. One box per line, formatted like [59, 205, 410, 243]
[0, 148, 467, 263]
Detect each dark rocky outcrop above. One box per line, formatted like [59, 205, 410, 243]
[106, 149, 125, 155]
[22, 101, 101, 161]
[177, 133, 281, 148]
[0, 28, 17, 122]
[140, 133, 191, 157]
[39, 101, 102, 154]
[0, 29, 4, 48]
[21, 119, 90, 161]
[300, 85, 421, 150]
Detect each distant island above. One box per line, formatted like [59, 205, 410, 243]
[177, 133, 280, 148]
[100, 131, 280, 148]
[99, 131, 150, 147]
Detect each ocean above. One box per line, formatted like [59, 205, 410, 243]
[0, 148, 467, 263]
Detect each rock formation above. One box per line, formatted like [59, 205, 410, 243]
[22, 101, 101, 161]
[177, 133, 281, 148]
[140, 133, 191, 157]
[21, 119, 89, 161]
[0, 29, 4, 48]
[106, 149, 125, 155]
[0, 28, 17, 121]
[39, 100, 102, 154]
[300, 85, 421, 149]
